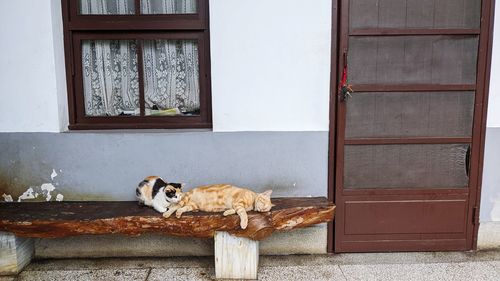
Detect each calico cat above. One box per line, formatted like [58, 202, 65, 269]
[162, 184, 273, 229]
[136, 176, 183, 213]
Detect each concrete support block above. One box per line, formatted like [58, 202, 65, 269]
[478, 221, 500, 250]
[214, 231, 259, 280]
[0, 232, 34, 275]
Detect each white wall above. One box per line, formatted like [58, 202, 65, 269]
[210, 0, 332, 132]
[481, 2, 500, 222]
[0, 0, 67, 132]
[51, 0, 69, 131]
[487, 0, 500, 128]
[0, 0, 332, 133]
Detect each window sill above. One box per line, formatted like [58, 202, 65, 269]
[67, 121, 211, 131]
[62, 128, 212, 134]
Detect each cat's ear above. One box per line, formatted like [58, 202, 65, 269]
[180, 183, 186, 189]
[261, 190, 273, 197]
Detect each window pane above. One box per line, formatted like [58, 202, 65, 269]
[344, 144, 470, 189]
[82, 40, 140, 116]
[79, 0, 135, 15]
[346, 92, 475, 138]
[141, 0, 197, 14]
[142, 40, 200, 116]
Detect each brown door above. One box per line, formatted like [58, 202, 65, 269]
[333, 0, 493, 252]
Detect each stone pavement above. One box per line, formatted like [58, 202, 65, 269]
[2, 250, 500, 281]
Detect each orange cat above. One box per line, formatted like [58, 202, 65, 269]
[162, 184, 273, 229]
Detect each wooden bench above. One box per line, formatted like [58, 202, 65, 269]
[0, 197, 335, 279]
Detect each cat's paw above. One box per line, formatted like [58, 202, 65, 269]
[163, 211, 172, 218]
[240, 218, 248, 229]
[175, 210, 183, 218]
[223, 209, 235, 216]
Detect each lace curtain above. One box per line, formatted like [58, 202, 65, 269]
[80, 0, 200, 116]
[82, 40, 140, 116]
[80, 0, 135, 14]
[141, 0, 197, 14]
[80, 0, 197, 15]
[143, 40, 200, 113]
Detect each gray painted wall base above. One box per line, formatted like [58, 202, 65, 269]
[0, 232, 34, 276]
[35, 224, 327, 258]
[0, 132, 328, 202]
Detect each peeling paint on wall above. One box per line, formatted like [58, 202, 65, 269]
[51, 169, 58, 180]
[2, 194, 13, 202]
[17, 187, 36, 202]
[1, 169, 65, 203]
[13, 183, 63, 202]
[41, 183, 56, 201]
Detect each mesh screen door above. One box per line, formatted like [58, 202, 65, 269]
[333, 0, 493, 252]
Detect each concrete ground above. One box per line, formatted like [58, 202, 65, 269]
[2, 250, 500, 281]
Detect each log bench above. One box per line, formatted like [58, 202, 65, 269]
[0, 197, 335, 279]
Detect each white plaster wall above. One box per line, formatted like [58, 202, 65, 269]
[50, 0, 69, 131]
[481, 128, 500, 222]
[480, 2, 500, 222]
[210, 0, 332, 132]
[0, 0, 332, 133]
[487, 1, 500, 128]
[0, 0, 66, 132]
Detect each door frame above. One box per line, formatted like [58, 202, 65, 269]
[327, 0, 496, 253]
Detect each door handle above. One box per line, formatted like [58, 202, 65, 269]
[465, 145, 471, 177]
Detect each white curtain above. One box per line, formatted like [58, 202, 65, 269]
[80, 0, 200, 116]
[80, 0, 135, 14]
[141, 0, 197, 14]
[80, 0, 197, 15]
[142, 0, 200, 112]
[82, 40, 140, 116]
[142, 40, 200, 113]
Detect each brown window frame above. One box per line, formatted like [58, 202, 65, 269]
[62, 0, 212, 130]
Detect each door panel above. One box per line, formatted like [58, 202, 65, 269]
[344, 144, 470, 189]
[334, 0, 491, 252]
[349, 0, 481, 29]
[346, 92, 475, 138]
[349, 36, 479, 85]
[344, 199, 468, 234]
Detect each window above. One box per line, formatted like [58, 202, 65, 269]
[62, 0, 211, 129]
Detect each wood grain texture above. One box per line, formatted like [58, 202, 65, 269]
[0, 232, 34, 275]
[215, 231, 258, 279]
[0, 197, 335, 241]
